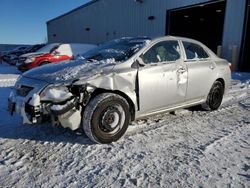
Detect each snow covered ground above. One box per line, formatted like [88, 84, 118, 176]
[0, 63, 249, 187]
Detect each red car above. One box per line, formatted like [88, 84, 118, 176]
[17, 43, 96, 71]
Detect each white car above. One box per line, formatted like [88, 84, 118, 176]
[8, 36, 231, 144]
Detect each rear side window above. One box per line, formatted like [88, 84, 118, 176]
[183, 41, 209, 60]
[142, 40, 180, 64]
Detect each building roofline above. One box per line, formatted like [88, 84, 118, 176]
[47, 0, 100, 24]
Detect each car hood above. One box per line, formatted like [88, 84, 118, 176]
[20, 52, 46, 58]
[23, 59, 116, 84]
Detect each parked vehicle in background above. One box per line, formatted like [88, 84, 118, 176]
[27, 44, 46, 53]
[6, 44, 46, 65]
[8, 36, 231, 144]
[17, 43, 96, 71]
[2, 46, 30, 63]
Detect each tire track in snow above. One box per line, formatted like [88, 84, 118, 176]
[0, 106, 249, 187]
[117, 95, 250, 187]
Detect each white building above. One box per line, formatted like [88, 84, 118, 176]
[47, 0, 250, 71]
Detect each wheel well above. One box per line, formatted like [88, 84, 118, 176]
[216, 78, 225, 89]
[90, 88, 136, 121]
[39, 61, 50, 66]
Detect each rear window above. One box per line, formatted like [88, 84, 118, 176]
[183, 41, 209, 60]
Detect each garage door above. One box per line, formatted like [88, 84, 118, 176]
[167, 0, 226, 53]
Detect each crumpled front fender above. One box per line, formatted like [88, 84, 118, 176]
[74, 68, 138, 110]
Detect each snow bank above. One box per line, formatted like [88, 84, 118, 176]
[232, 72, 250, 82]
[0, 75, 19, 87]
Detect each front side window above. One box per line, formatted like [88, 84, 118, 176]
[142, 41, 180, 64]
[183, 41, 209, 60]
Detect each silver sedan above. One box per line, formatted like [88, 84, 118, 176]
[8, 36, 231, 143]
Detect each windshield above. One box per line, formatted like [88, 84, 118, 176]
[24, 45, 34, 52]
[36, 43, 60, 53]
[82, 37, 151, 62]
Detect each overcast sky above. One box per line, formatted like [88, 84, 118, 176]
[0, 0, 91, 44]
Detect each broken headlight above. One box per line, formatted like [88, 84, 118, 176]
[40, 85, 73, 103]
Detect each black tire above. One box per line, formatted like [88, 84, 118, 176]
[202, 81, 224, 111]
[82, 93, 130, 144]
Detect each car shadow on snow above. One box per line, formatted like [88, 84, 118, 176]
[0, 121, 95, 145]
[0, 107, 95, 145]
[0, 62, 21, 74]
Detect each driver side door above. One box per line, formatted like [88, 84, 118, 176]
[137, 40, 188, 115]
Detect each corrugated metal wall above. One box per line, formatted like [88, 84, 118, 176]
[47, 0, 211, 44]
[47, 0, 247, 66]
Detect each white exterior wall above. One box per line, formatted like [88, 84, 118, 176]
[47, 0, 247, 65]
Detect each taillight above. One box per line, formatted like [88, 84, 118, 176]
[229, 63, 232, 71]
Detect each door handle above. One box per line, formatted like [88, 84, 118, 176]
[209, 65, 215, 70]
[177, 67, 186, 73]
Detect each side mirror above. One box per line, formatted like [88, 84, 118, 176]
[137, 56, 145, 66]
[131, 57, 145, 69]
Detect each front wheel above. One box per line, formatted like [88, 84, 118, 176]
[82, 93, 130, 144]
[202, 81, 224, 111]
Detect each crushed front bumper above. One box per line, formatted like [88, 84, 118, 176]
[8, 96, 33, 124]
[8, 76, 49, 124]
[8, 89, 82, 130]
[8, 76, 89, 130]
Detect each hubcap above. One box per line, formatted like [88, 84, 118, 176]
[99, 105, 125, 134]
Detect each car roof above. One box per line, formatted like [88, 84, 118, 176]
[135, 35, 217, 58]
[118, 36, 207, 45]
[151, 35, 201, 43]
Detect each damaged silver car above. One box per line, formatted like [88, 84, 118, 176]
[8, 36, 231, 143]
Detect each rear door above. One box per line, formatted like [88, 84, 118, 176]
[182, 41, 217, 101]
[138, 40, 188, 114]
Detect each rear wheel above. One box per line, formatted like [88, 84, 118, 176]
[202, 81, 224, 111]
[82, 93, 130, 144]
